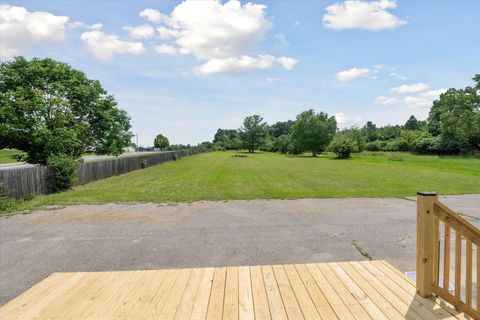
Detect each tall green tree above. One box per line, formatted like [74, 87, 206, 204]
[291, 109, 337, 156]
[362, 121, 378, 142]
[377, 125, 402, 141]
[213, 128, 240, 150]
[239, 115, 266, 153]
[213, 129, 238, 144]
[273, 135, 290, 154]
[404, 115, 419, 131]
[427, 74, 480, 153]
[0, 57, 132, 164]
[153, 134, 169, 150]
[271, 120, 294, 137]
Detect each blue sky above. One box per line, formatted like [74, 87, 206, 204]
[1, 0, 479, 146]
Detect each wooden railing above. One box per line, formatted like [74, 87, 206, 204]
[417, 192, 480, 318]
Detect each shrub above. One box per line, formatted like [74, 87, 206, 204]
[412, 136, 441, 154]
[212, 143, 225, 151]
[0, 182, 17, 212]
[383, 140, 402, 151]
[273, 135, 290, 155]
[141, 158, 148, 168]
[328, 135, 358, 159]
[287, 143, 303, 155]
[47, 154, 77, 192]
[365, 141, 381, 151]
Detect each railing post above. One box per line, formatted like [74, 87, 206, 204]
[416, 191, 437, 297]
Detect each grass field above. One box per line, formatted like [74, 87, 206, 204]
[14, 151, 480, 211]
[0, 149, 23, 164]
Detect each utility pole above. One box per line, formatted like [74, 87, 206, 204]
[135, 134, 139, 151]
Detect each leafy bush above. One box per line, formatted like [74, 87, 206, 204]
[287, 143, 303, 155]
[0, 182, 17, 212]
[212, 143, 226, 151]
[383, 140, 402, 151]
[342, 127, 366, 152]
[47, 154, 77, 192]
[328, 135, 358, 159]
[412, 136, 441, 154]
[141, 158, 148, 168]
[273, 135, 290, 154]
[259, 137, 276, 152]
[365, 141, 381, 151]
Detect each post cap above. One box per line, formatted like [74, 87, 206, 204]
[416, 191, 437, 196]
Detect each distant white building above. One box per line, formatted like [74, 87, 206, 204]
[123, 146, 135, 152]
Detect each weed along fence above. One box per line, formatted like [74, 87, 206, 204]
[0, 148, 206, 200]
[417, 192, 480, 318]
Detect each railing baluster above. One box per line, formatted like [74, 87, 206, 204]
[443, 224, 450, 289]
[466, 239, 473, 306]
[455, 231, 462, 300]
[434, 216, 440, 286]
[477, 245, 479, 311]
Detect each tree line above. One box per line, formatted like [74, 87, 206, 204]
[212, 74, 480, 157]
[1, 56, 478, 193]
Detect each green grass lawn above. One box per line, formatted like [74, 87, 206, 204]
[16, 151, 480, 210]
[0, 149, 23, 164]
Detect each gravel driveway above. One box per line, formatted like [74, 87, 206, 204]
[1, 195, 479, 306]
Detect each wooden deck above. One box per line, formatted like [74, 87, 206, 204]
[0, 260, 468, 319]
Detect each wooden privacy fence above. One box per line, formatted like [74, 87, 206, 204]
[417, 191, 480, 318]
[0, 148, 206, 200]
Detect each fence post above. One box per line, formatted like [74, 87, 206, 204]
[416, 191, 437, 297]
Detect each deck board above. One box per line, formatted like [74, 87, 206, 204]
[0, 260, 467, 319]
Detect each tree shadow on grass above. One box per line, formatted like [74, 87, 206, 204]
[438, 154, 480, 160]
[230, 150, 268, 155]
[286, 153, 332, 159]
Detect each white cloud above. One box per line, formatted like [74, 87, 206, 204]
[154, 44, 177, 55]
[124, 25, 155, 39]
[375, 96, 400, 105]
[404, 96, 432, 109]
[419, 89, 447, 100]
[293, 20, 301, 27]
[402, 89, 446, 108]
[153, 0, 271, 60]
[80, 31, 145, 60]
[377, 87, 446, 109]
[70, 21, 103, 30]
[88, 22, 103, 30]
[141, 0, 297, 75]
[195, 55, 296, 75]
[139, 8, 167, 24]
[156, 26, 182, 40]
[0, 5, 70, 57]
[335, 113, 347, 124]
[323, 0, 406, 31]
[390, 83, 430, 93]
[336, 67, 371, 81]
[266, 77, 286, 83]
[389, 72, 407, 80]
[276, 57, 298, 70]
